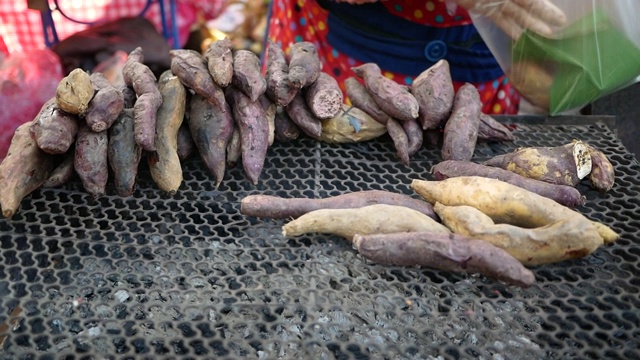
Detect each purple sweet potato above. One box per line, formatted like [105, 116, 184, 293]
[386, 118, 410, 165]
[287, 41, 321, 89]
[265, 39, 297, 106]
[410, 59, 455, 130]
[123, 47, 163, 151]
[587, 145, 615, 192]
[241, 190, 438, 221]
[108, 108, 142, 197]
[482, 141, 592, 187]
[225, 85, 269, 185]
[29, 98, 79, 154]
[85, 72, 124, 132]
[0, 121, 57, 218]
[401, 118, 423, 156]
[204, 37, 234, 88]
[274, 106, 301, 143]
[189, 93, 235, 188]
[305, 72, 343, 119]
[42, 147, 75, 188]
[75, 122, 108, 197]
[344, 76, 393, 125]
[351, 63, 419, 122]
[441, 83, 481, 161]
[170, 49, 226, 109]
[477, 113, 515, 142]
[352, 231, 536, 288]
[259, 94, 277, 146]
[232, 49, 267, 102]
[285, 92, 323, 139]
[430, 160, 586, 207]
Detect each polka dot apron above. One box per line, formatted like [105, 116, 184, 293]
[267, 0, 520, 114]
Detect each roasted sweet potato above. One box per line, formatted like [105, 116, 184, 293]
[170, 49, 226, 109]
[441, 83, 481, 161]
[85, 72, 124, 132]
[147, 70, 186, 194]
[226, 85, 269, 185]
[351, 63, 419, 122]
[434, 203, 604, 266]
[121, 86, 137, 109]
[352, 231, 535, 288]
[507, 60, 553, 110]
[431, 160, 586, 207]
[55, 68, 94, 115]
[285, 92, 323, 139]
[232, 49, 267, 102]
[402, 118, 423, 156]
[287, 41, 321, 88]
[204, 37, 234, 88]
[274, 106, 301, 143]
[29, 98, 78, 155]
[226, 127, 242, 167]
[75, 122, 108, 197]
[410, 59, 455, 130]
[123, 47, 163, 151]
[108, 109, 142, 197]
[586, 145, 615, 192]
[411, 176, 619, 244]
[345, 77, 393, 125]
[386, 119, 410, 165]
[0, 122, 57, 218]
[42, 147, 75, 188]
[177, 122, 194, 160]
[318, 105, 387, 144]
[477, 113, 515, 142]
[282, 204, 450, 240]
[265, 39, 297, 106]
[241, 190, 438, 220]
[483, 141, 592, 187]
[305, 72, 343, 119]
[259, 94, 277, 146]
[189, 93, 235, 188]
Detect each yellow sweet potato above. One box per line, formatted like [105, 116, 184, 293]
[55, 68, 95, 115]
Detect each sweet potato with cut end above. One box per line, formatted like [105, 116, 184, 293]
[483, 141, 592, 187]
[0, 122, 57, 218]
[305, 72, 343, 119]
[29, 98, 78, 155]
[42, 147, 75, 188]
[478, 113, 515, 142]
[587, 145, 615, 192]
[386, 118, 410, 165]
[352, 232, 535, 288]
[170, 49, 226, 109]
[345, 77, 393, 125]
[85, 72, 124, 132]
[351, 63, 419, 122]
[55, 68, 94, 115]
[434, 203, 604, 266]
[441, 83, 482, 161]
[189, 93, 235, 188]
[108, 109, 142, 197]
[430, 160, 585, 207]
[274, 106, 301, 143]
[75, 122, 108, 197]
[287, 41, 321, 88]
[241, 190, 438, 220]
[401, 118, 423, 156]
[318, 105, 387, 144]
[410, 59, 455, 130]
[411, 176, 619, 244]
[232, 49, 267, 102]
[204, 37, 234, 88]
[265, 39, 297, 106]
[282, 204, 450, 240]
[285, 92, 323, 139]
[148, 70, 186, 194]
[226, 86, 269, 185]
[123, 47, 163, 151]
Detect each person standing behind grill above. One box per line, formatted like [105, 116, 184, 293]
[265, 0, 566, 115]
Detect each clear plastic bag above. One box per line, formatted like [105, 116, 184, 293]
[471, 0, 640, 115]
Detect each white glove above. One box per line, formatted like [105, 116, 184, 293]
[453, 0, 567, 39]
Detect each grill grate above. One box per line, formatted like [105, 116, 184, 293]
[1, 116, 639, 360]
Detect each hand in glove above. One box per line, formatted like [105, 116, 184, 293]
[453, 0, 567, 39]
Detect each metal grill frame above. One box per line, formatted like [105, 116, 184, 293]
[0, 115, 639, 360]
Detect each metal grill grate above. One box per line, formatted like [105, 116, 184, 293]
[1, 116, 639, 360]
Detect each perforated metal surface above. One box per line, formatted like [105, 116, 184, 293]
[1, 116, 639, 360]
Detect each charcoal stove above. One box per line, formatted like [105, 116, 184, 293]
[0, 115, 638, 360]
